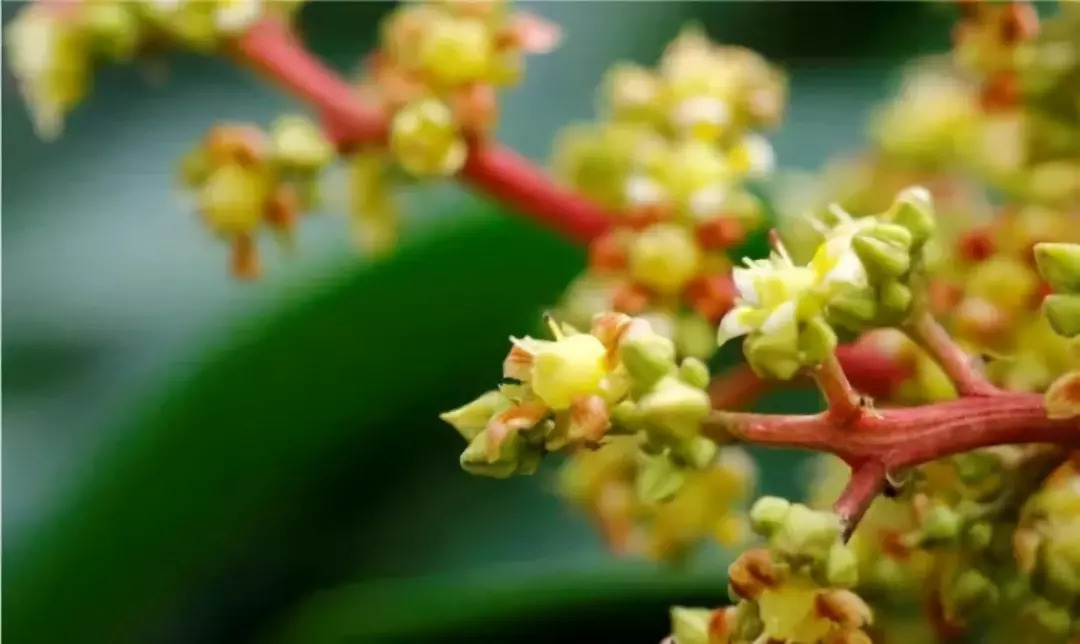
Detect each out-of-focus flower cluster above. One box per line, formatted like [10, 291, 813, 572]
[347, 0, 558, 250]
[554, 27, 787, 359]
[5, 0, 299, 139]
[665, 499, 872, 644]
[178, 116, 334, 278]
[441, 313, 716, 486]
[716, 188, 936, 380]
[558, 437, 755, 562]
[805, 444, 1080, 643]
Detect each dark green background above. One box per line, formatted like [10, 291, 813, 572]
[3, 3, 955, 643]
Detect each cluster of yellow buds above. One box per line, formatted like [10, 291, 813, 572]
[716, 187, 935, 380]
[442, 313, 716, 498]
[4, 0, 297, 140]
[558, 437, 755, 561]
[665, 500, 872, 644]
[554, 27, 786, 359]
[178, 115, 335, 278]
[349, 0, 558, 248]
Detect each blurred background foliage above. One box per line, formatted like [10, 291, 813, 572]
[2, 2, 960, 643]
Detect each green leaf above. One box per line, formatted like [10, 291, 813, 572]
[271, 564, 730, 644]
[4, 206, 586, 644]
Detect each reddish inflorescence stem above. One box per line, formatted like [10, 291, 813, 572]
[233, 18, 613, 243]
[232, 18, 1078, 536]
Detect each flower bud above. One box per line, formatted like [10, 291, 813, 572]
[440, 390, 509, 440]
[628, 224, 702, 294]
[669, 607, 713, 644]
[675, 314, 719, 360]
[84, 3, 141, 60]
[389, 99, 467, 177]
[1043, 294, 1080, 337]
[199, 164, 270, 235]
[679, 357, 711, 390]
[638, 375, 711, 441]
[636, 451, 686, 503]
[1038, 533, 1080, 602]
[773, 504, 842, 562]
[964, 521, 994, 552]
[852, 229, 911, 282]
[744, 332, 802, 381]
[682, 436, 719, 470]
[826, 285, 879, 333]
[619, 330, 677, 388]
[460, 431, 526, 478]
[1045, 371, 1080, 420]
[886, 186, 936, 247]
[878, 280, 913, 321]
[271, 115, 335, 173]
[749, 496, 791, 537]
[531, 334, 608, 410]
[824, 541, 860, 588]
[944, 569, 998, 622]
[797, 316, 838, 366]
[1034, 243, 1080, 293]
[921, 505, 962, 545]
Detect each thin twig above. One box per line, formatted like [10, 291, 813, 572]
[904, 311, 1003, 398]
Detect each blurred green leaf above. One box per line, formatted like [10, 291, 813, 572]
[271, 563, 729, 644]
[4, 206, 587, 644]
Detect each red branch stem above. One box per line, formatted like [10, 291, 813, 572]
[232, 18, 612, 243]
[707, 394, 1080, 532]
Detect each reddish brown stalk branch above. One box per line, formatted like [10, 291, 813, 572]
[706, 393, 1080, 533]
[905, 311, 1002, 398]
[833, 461, 887, 537]
[232, 18, 613, 243]
[811, 353, 863, 424]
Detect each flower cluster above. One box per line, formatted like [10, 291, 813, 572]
[666, 500, 873, 644]
[716, 187, 935, 380]
[441, 313, 715, 489]
[5, 0, 297, 139]
[559, 437, 755, 561]
[178, 116, 334, 278]
[347, 0, 558, 248]
[554, 27, 786, 359]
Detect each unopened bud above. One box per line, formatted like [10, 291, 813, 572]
[629, 224, 702, 294]
[878, 280, 914, 321]
[826, 285, 879, 333]
[773, 504, 843, 562]
[749, 496, 791, 537]
[638, 375, 711, 441]
[84, 3, 140, 60]
[852, 229, 912, 281]
[921, 505, 962, 545]
[964, 521, 994, 552]
[271, 115, 335, 173]
[944, 569, 998, 621]
[620, 328, 677, 387]
[745, 333, 802, 381]
[682, 436, 719, 470]
[887, 186, 936, 247]
[636, 451, 686, 503]
[1043, 294, 1080, 338]
[675, 314, 719, 360]
[460, 431, 525, 478]
[1034, 243, 1080, 293]
[824, 541, 860, 588]
[440, 390, 509, 441]
[669, 607, 713, 644]
[798, 316, 838, 365]
[679, 357, 711, 390]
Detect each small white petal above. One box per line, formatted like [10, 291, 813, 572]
[625, 175, 665, 207]
[688, 186, 727, 218]
[215, 0, 262, 34]
[742, 134, 775, 177]
[824, 250, 868, 287]
[732, 267, 759, 305]
[761, 300, 796, 335]
[672, 96, 731, 130]
[716, 307, 757, 348]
